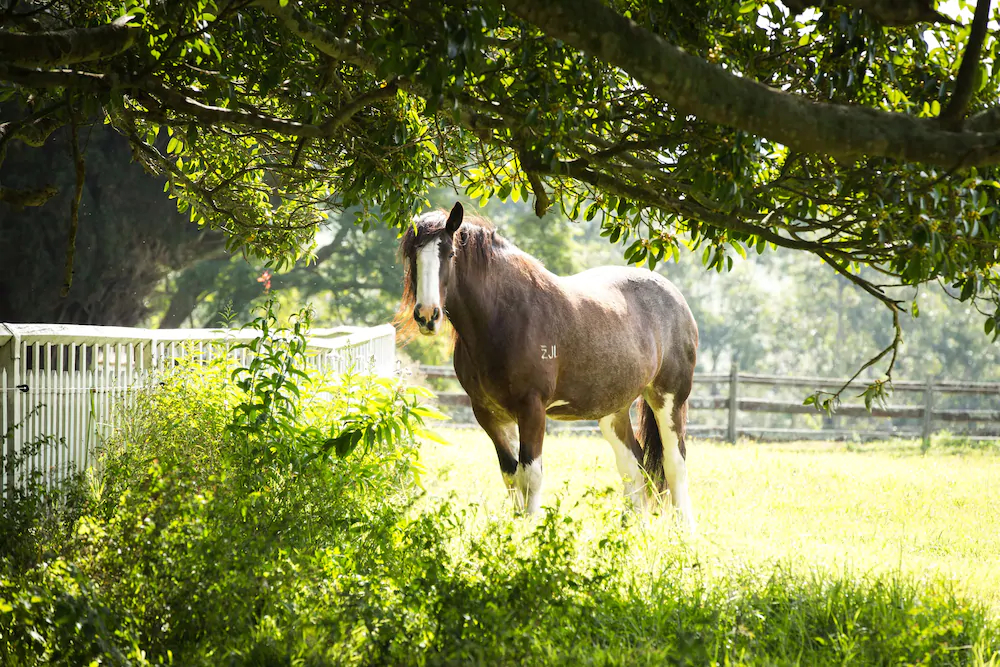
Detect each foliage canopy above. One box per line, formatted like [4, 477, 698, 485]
[3, 0, 1000, 396]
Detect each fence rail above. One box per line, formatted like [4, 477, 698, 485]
[2, 323, 396, 496]
[417, 364, 1000, 443]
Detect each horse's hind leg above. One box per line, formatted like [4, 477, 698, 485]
[644, 390, 696, 531]
[598, 408, 647, 511]
[471, 404, 522, 509]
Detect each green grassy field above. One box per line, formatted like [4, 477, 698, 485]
[420, 429, 1000, 615]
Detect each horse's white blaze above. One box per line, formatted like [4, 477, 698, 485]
[653, 393, 697, 532]
[513, 458, 543, 514]
[598, 416, 647, 511]
[416, 240, 442, 308]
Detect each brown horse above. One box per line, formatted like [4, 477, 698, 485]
[397, 203, 699, 528]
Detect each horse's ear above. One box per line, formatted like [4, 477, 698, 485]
[445, 202, 464, 234]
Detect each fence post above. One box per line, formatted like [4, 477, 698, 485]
[1, 329, 20, 498]
[727, 360, 739, 444]
[2, 365, 10, 499]
[922, 376, 934, 447]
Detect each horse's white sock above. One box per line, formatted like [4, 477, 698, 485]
[513, 458, 543, 515]
[599, 415, 647, 511]
[655, 394, 697, 533]
[502, 471, 525, 511]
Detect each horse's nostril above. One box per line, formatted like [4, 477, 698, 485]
[413, 305, 424, 324]
[432, 307, 441, 321]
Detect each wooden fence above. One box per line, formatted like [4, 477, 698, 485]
[2, 323, 396, 496]
[416, 364, 1000, 443]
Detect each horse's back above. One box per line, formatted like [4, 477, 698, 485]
[560, 266, 696, 340]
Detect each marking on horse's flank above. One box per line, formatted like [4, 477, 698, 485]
[540, 344, 557, 359]
[547, 400, 569, 409]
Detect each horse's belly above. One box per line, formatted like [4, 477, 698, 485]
[545, 402, 615, 421]
[544, 375, 646, 421]
[545, 339, 659, 421]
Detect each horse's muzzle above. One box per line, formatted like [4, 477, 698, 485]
[414, 304, 441, 334]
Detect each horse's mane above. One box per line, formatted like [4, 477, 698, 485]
[394, 208, 536, 343]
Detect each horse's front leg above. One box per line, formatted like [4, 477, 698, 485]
[470, 404, 522, 509]
[514, 395, 547, 515]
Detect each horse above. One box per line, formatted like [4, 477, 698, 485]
[397, 202, 699, 529]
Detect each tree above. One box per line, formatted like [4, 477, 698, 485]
[0, 119, 224, 324]
[153, 206, 405, 328]
[3, 0, 1000, 402]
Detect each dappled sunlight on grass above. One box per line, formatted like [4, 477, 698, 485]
[420, 429, 1000, 615]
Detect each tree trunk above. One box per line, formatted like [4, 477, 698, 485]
[0, 120, 223, 325]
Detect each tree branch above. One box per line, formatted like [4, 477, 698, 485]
[0, 15, 139, 67]
[967, 105, 1000, 132]
[812, 251, 903, 407]
[785, 0, 958, 26]
[140, 85, 330, 138]
[252, 0, 377, 70]
[0, 101, 66, 167]
[940, 0, 992, 129]
[0, 66, 398, 140]
[0, 63, 108, 90]
[253, 0, 498, 137]
[60, 98, 84, 297]
[548, 156, 864, 261]
[505, 0, 1000, 168]
[0, 184, 57, 207]
[526, 170, 549, 218]
[318, 80, 398, 133]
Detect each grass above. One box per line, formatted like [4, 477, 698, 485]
[6, 405, 999, 664]
[419, 429, 1000, 616]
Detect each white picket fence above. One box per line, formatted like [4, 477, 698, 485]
[1, 323, 396, 496]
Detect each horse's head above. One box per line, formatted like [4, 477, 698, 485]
[397, 202, 464, 336]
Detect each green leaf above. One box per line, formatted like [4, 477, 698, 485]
[411, 405, 450, 421]
[327, 429, 364, 458]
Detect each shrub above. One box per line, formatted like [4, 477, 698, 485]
[0, 434, 87, 575]
[2, 303, 444, 665]
[2, 303, 998, 665]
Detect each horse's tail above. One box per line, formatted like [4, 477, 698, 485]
[636, 398, 666, 495]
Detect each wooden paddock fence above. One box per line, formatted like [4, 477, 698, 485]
[1, 323, 396, 497]
[415, 364, 1000, 444]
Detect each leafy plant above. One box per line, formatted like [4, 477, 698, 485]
[225, 299, 448, 475]
[0, 432, 87, 575]
[226, 300, 314, 471]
